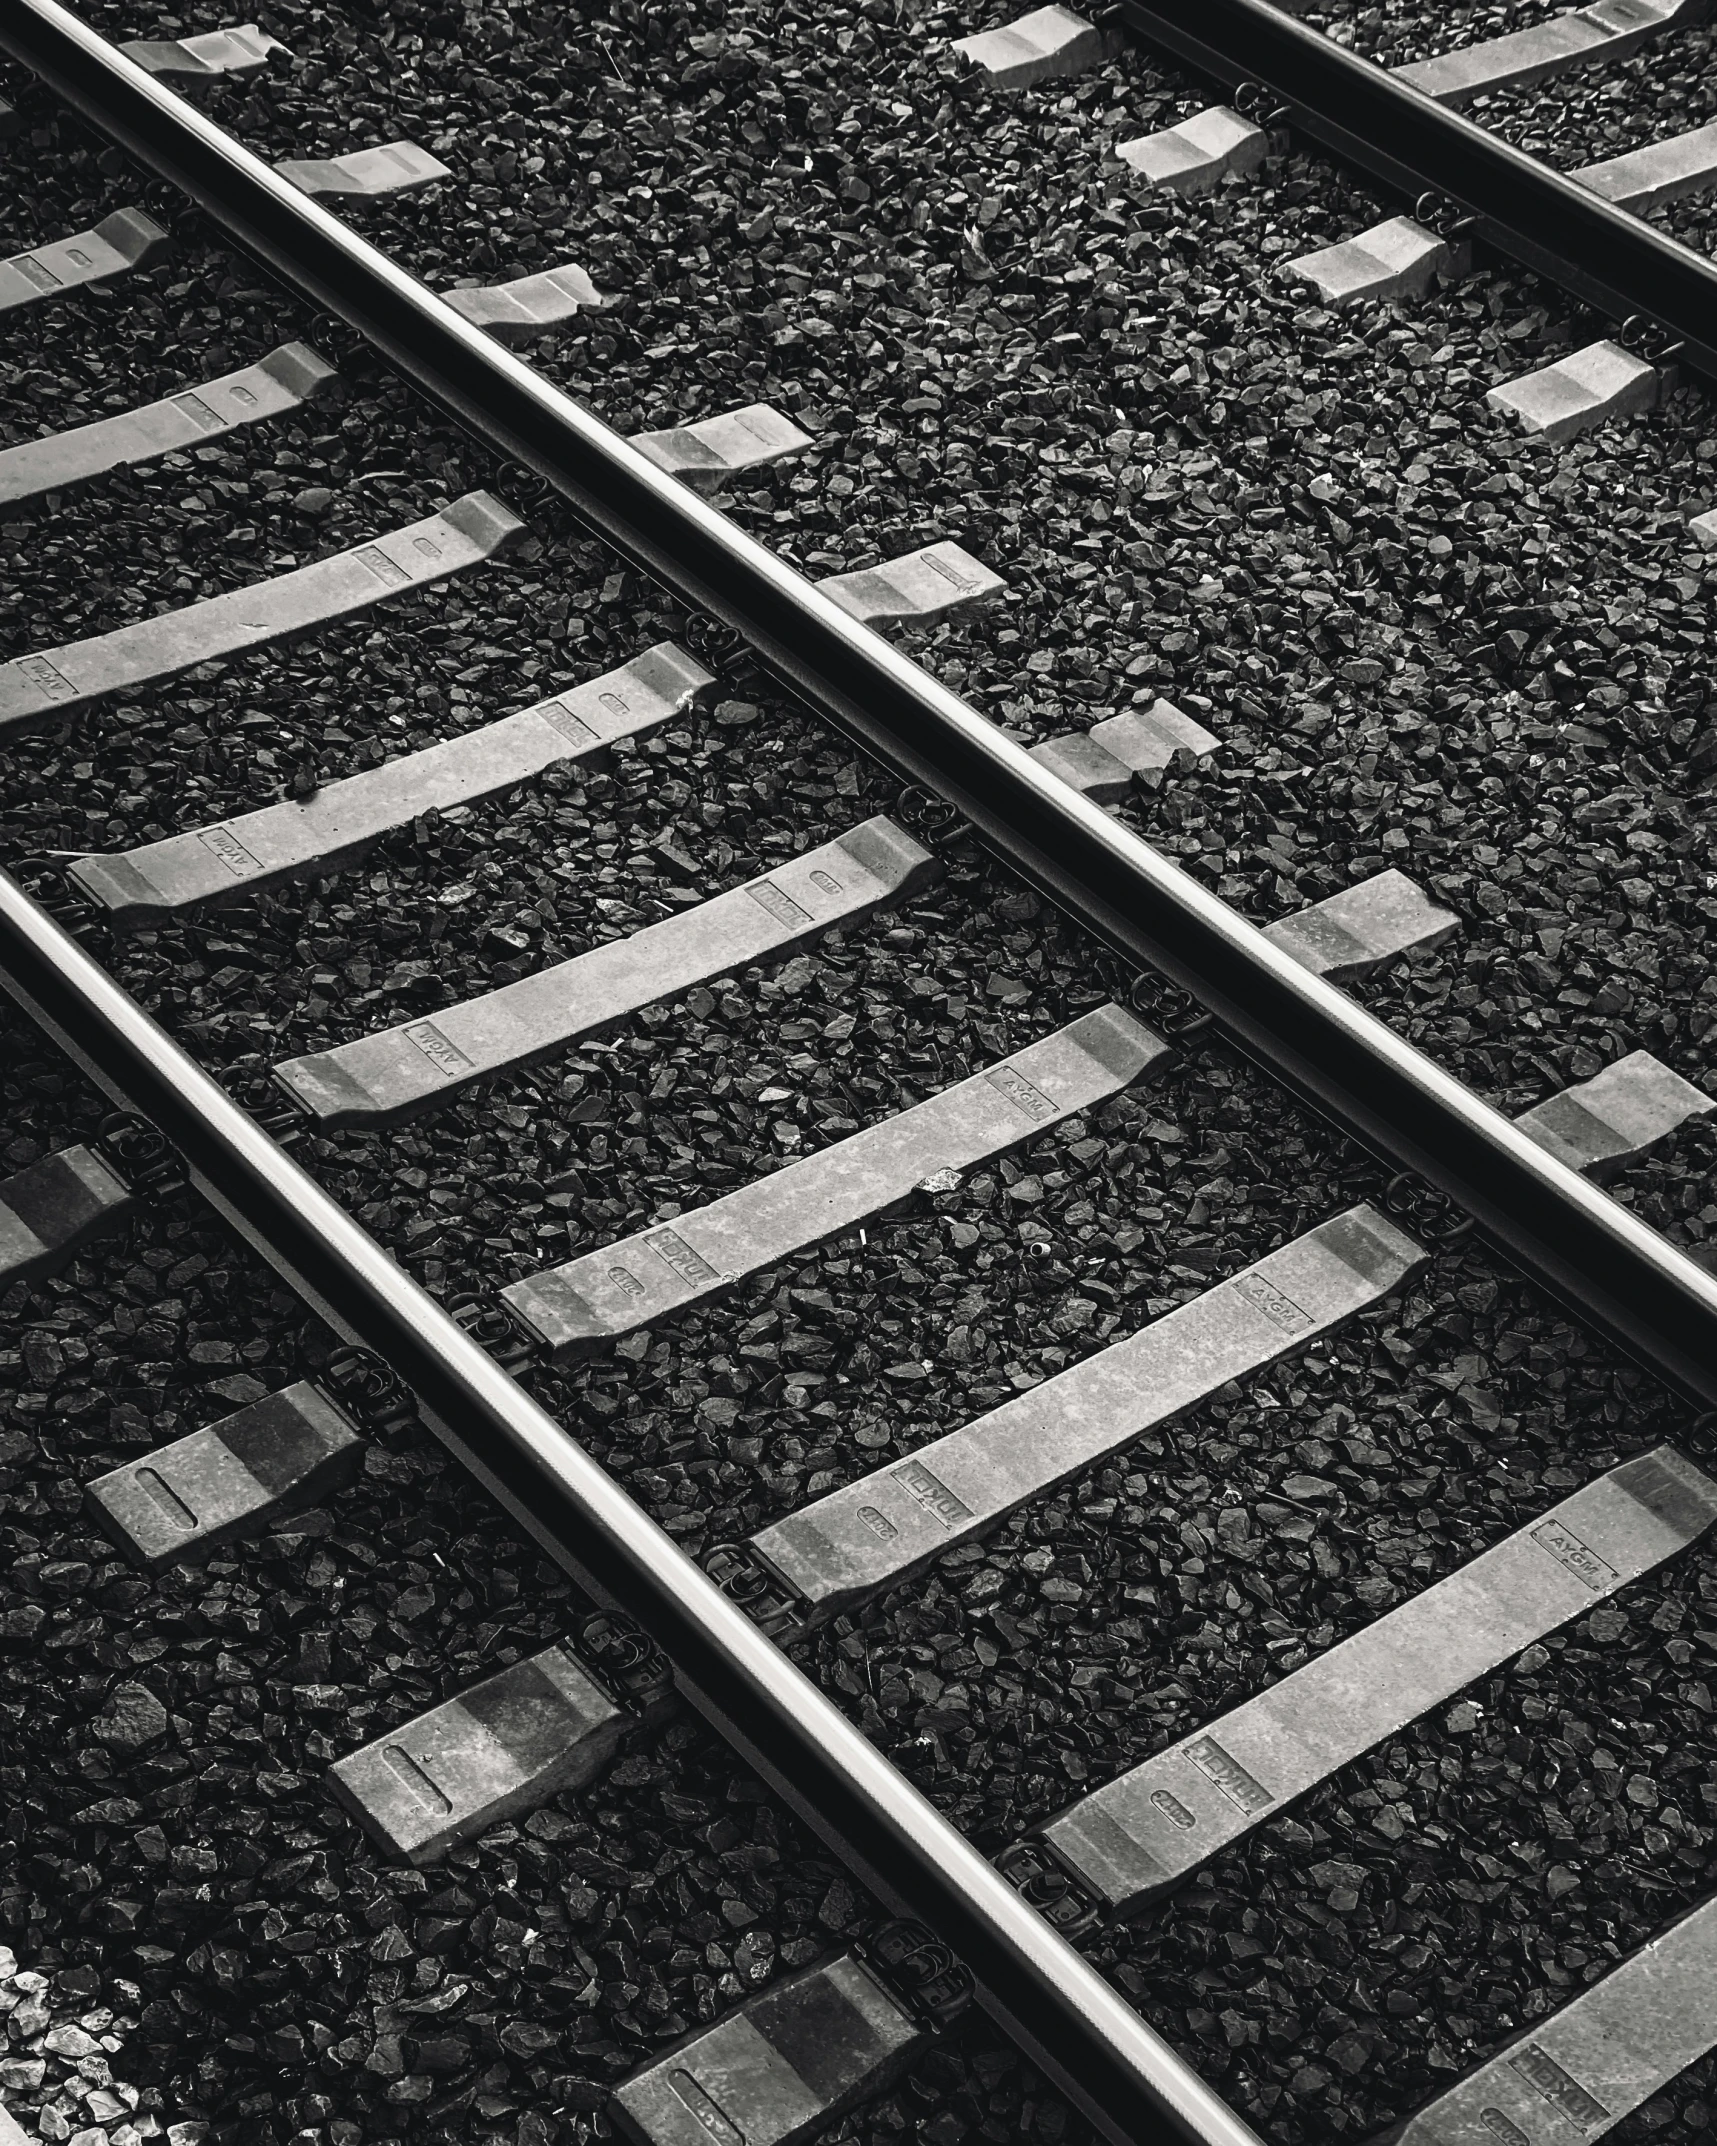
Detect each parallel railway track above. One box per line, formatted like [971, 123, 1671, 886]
[4, 0, 1717, 2140]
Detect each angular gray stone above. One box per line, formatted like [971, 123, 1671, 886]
[0, 492, 524, 735]
[611, 1953, 925, 2146]
[70, 642, 713, 922]
[1487, 340, 1663, 443]
[93, 1681, 169, 1752]
[272, 816, 940, 1128]
[0, 343, 339, 509]
[1112, 107, 1268, 196]
[0, 209, 172, 315]
[951, 5, 1111, 88]
[819, 541, 1004, 625]
[1263, 870, 1459, 982]
[502, 1005, 1168, 1358]
[1042, 1446, 1717, 1915]
[275, 141, 450, 199]
[748, 1206, 1424, 1625]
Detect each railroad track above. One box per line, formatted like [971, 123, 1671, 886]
[4, 1, 1717, 2142]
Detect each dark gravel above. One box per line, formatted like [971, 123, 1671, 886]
[0, 1002, 1076, 2146]
[6, 0, 1717, 2141]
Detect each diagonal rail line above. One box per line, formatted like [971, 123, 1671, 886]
[1112, 0, 1717, 377]
[0, 867, 1261, 2146]
[2, 0, 1714, 1406]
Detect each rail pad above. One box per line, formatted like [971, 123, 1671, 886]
[819, 542, 1005, 625]
[0, 342, 339, 509]
[0, 208, 172, 315]
[502, 1005, 1168, 1358]
[70, 642, 714, 922]
[610, 1952, 926, 2146]
[85, 1380, 363, 1568]
[273, 816, 940, 1127]
[1041, 1445, 1717, 1916]
[1384, 1889, 1717, 2143]
[1517, 1050, 1714, 1180]
[443, 262, 605, 339]
[1487, 340, 1663, 443]
[0, 492, 524, 736]
[1263, 870, 1459, 982]
[1113, 107, 1268, 196]
[275, 141, 451, 198]
[119, 23, 286, 78]
[632, 403, 814, 495]
[0, 1143, 133, 1287]
[327, 1643, 630, 1862]
[951, 4, 1111, 86]
[750, 1205, 1423, 1623]
[1396, 0, 1701, 106]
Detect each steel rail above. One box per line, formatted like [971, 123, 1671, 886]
[0, 872, 1262, 2146]
[3, 10, 1715, 1380]
[1, 1, 1713, 2130]
[1111, 0, 1717, 381]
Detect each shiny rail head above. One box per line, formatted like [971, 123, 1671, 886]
[86, 1380, 364, 1568]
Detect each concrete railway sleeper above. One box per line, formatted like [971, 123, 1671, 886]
[6, 4, 1717, 2145]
